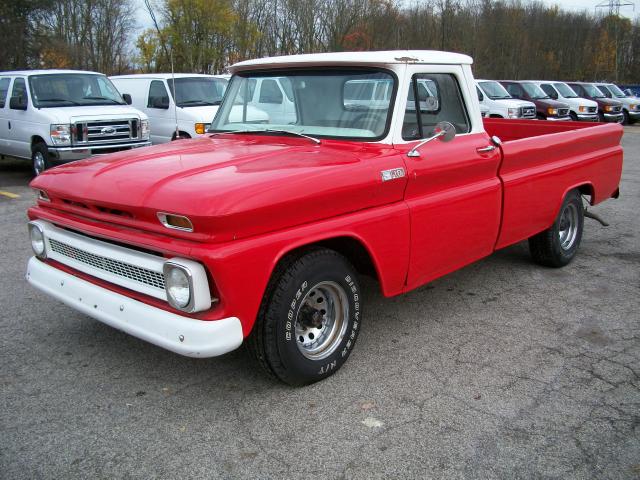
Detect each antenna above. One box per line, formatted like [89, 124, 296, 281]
[170, 50, 179, 139]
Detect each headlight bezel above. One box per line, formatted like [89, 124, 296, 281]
[28, 222, 47, 259]
[507, 107, 520, 118]
[162, 259, 213, 313]
[50, 124, 72, 146]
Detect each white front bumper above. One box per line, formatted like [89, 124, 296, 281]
[26, 257, 243, 357]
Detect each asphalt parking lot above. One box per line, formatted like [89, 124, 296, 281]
[1, 128, 639, 479]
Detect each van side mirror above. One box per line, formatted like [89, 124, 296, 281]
[122, 93, 132, 105]
[152, 97, 170, 109]
[10, 95, 27, 110]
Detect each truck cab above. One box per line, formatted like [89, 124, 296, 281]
[499, 80, 571, 121]
[0, 70, 150, 176]
[535, 81, 598, 122]
[475, 80, 536, 119]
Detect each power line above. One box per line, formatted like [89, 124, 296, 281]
[595, 0, 635, 16]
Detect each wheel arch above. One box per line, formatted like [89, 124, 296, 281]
[31, 135, 47, 148]
[171, 131, 191, 140]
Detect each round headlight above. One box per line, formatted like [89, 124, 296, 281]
[28, 223, 46, 258]
[165, 265, 191, 309]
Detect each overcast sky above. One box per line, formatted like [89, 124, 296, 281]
[134, 0, 638, 31]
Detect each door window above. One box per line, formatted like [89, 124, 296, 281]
[402, 73, 470, 140]
[259, 79, 283, 104]
[0, 78, 10, 107]
[540, 84, 557, 98]
[11, 78, 27, 103]
[147, 80, 170, 108]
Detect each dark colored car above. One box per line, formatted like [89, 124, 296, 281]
[566, 82, 623, 123]
[499, 81, 571, 121]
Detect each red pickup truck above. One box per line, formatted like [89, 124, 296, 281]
[26, 51, 623, 385]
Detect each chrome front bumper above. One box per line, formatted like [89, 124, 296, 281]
[576, 113, 599, 121]
[26, 257, 243, 358]
[603, 112, 624, 122]
[546, 116, 572, 121]
[49, 141, 152, 162]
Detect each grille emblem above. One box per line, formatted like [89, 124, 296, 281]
[101, 126, 117, 135]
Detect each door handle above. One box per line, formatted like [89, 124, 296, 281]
[476, 145, 496, 153]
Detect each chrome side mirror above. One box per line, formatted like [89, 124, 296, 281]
[407, 121, 456, 158]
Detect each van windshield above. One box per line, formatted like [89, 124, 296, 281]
[29, 73, 126, 107]
[605, 84, 626, 98]
[211, 69, 395, 140]
[522, 83, 550, 100]
[478, 81, 511, 99]
[553, 83, 578, 98]
[583, 84, 606, 98]
[167, 77, 228, 107]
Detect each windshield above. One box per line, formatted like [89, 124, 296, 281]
[606, 84, 626, 98]
[211, 69, 395, 140]
[522, 83, 549, 99]
[167, 77, 228, 107]
[478, 81, 511, 99]
[29, 73, 125, 107]
[553, 82, 578, 98]
[583, 84, 606, 98]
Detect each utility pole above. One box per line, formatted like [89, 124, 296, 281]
[595, 0, 635, 82]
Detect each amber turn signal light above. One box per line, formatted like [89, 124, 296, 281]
[157, 213, 194, 232]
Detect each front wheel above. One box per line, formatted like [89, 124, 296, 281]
[528, 190, 584, 267]
[31, 143, 51, 176]
[248, 248, 362, 386]
[622, 110, 629, 125]
[570, 111, 578, 121]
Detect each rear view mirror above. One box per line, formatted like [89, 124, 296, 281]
[10, 95, 27, 110]
[122, 93, 132, 105]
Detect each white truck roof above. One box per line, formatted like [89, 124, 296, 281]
[230, 50, 473, 73]
[0, 69, 104, 76]
[110, 73, 227, 80]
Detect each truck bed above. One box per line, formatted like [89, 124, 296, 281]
[484, 118, 624, 249]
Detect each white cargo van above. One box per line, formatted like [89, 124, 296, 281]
[535, 81, 598, 122]
[0, 70, 150, 175]
[475, 80, 536, 119]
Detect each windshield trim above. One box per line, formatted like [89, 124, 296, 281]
[208, 66, 399, 142]
[28, 73, 126, 108]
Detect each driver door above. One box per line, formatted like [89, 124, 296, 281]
[395, 68, 503, 290]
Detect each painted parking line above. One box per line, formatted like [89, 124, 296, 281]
[0, 190, 20, 199]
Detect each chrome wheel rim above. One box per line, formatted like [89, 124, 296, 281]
[295, 281, 349, 360]
[558, 203, 579, 250]
[33, 152, 45, 175]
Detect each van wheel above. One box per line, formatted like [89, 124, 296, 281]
[528, 190, 584, 267]
[622, 110, 629, 125]
[536, 114, 546, 120]
[570, 111, 578, 121]
[598, 111, 606, 122]
[247, 248, 362, 386]
[31, 143, 51, 176]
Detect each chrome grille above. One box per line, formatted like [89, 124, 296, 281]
[612, 106, 622, 113]
[49, 238, 165, 290]
[74, 119, 139, 145]
[588, 106, 597, 113]
[522, 106, 536, 118]
[558, 108, 569, 117]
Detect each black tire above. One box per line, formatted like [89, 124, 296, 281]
[247, 248, 362, 386]
[622, 110, 629, 125]
[31, 143, 51, 177]
[528, 190, 584, 268]
[570, 111, 578, 121]
[598, 111, 606, 122]
[172, 132, 191, 140]
[536, 114, 546, 120]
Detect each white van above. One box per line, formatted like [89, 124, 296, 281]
[0, 70, 150, 175]
[475, 80, 537, 119]
[534, 81, 598, 122]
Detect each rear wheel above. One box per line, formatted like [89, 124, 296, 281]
[528, 190, 584, 267]
[247, 248, 362, 386]
[31, 143, 51, 177]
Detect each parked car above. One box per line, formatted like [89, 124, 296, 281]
[26, 51, 623, 385]
[499, 80, 571, 120]
[594, 82, 640, 124]
[475, 80, 536, 119]
[566, 82, 623, 123]
[0, 69, 150, 175]
[534, 81, 598, 122]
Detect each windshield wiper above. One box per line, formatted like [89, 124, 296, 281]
[209, 128, 321, 144]
[38, 98, 81, 105]
[179, 100, 221, 106]
[82, 96, 124, 104]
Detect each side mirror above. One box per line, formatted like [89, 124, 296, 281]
[152, 97, 170, 109]
[122, 93, 132, 105]
[10, 95, 27, 110]
[407, 121, 456, 158]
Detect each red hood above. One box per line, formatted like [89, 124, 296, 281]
[31, 135, 399, 242]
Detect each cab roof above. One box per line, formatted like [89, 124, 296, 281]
[229, 50, 473, 73]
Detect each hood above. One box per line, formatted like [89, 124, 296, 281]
[534, 98, 569, 109]
[565, 97, 598, 108]
[39, 105, 147, 124]
[31, 135, 397, 243]
[494, 98, 535, 109]
[595, 97, 622, 107]
[178, 105, 219, 123]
